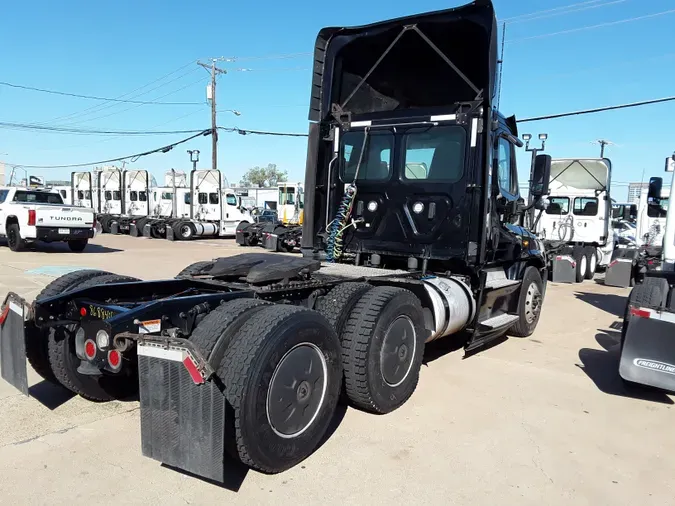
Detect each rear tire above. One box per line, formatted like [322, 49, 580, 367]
[573, 246, 585, 283]
[47, 273, 140, 401]
[621, 277, 669, 346]
[584, 247, 597, 280]
[173, 220, 195, 240]
[7, 224, 25, 252]
[509, 267, 544, 337]
[219, 305, 342, 473]
[68, 239, 88, 252]
[315, 283, 373, 337]
[190, 298, 270, 364]
[26, 269, 112, 384]
[341, 286, 426, 414]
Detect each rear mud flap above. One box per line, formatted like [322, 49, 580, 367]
[620, 317, 675, 392]
[129, 223, 140, 237]
[551, 256, 576, 283]
[0, 293, 29, 396]
[605, 259, 634, 288]
[143, 224, 153, 238]
[166, 226, 176, 241]
[138, 341, 226, 482]
[110, 222, 119, 235]
[263, 233, 279, 251]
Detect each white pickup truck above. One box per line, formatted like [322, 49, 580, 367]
[0, 187, 96, 252]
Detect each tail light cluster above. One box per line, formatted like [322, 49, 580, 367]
[28, 210, 36, 226]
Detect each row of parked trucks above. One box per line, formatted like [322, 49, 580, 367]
[0, 0, 673, 489]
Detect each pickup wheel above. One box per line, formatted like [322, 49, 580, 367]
[7, 224, 25, 252]
[47, 273, 141, 401]
[509, 266, 544, 338]
[219, 305, 342, 473]
[68, 239, 88, 252]
[25, 269, 112, 384]
[341, 286, 426, 414]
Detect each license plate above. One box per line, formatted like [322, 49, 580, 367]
[58, 228, 69, 234]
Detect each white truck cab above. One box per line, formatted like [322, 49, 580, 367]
[0, 186, 95, 252]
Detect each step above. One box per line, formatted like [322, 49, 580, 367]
[485, 278, 521, 290]
[478, 313, 519, 330]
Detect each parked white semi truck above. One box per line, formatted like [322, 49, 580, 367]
[536, 158, 614, 283]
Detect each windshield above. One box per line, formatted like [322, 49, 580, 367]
[13, 190, 64, 204]
[340, 126, 465, 183]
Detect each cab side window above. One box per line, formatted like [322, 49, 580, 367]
[497, 137, 518, 198]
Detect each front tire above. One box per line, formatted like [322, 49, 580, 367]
[509, 266, 544, 338]
[573, 246, 585, 283]
[219, 305, 342, 473]
[341, 287, 426, 414]
[584, 247, 597, 280]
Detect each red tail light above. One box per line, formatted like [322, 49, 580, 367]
[108, 350, 122, 370]
[84, 339, 97, 360]
[28, 210, 36, 226]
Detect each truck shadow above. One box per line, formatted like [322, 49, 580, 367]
[0, 240, 122, 254]
[574, 291, 627, 317]
[28, 380, 75, 410]
[577, 330, 674, 404]
[161, 461, 249, 493]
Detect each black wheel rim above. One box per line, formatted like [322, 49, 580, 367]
[266, 343, 327, 438]
[380, 316, 416, 387]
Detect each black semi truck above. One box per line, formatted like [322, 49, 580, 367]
[0, 0, 551, 482]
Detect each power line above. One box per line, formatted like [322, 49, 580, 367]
[502, 0, 628, 24]
[0, 121, 207, 136]
[219, 126, 308, 137]
[227, 52, 312, 61]
[5, 129, 212, 169]
[0, 80, 203, 105]
[508, 8, 675, 43]
[519, 95, 675, 122]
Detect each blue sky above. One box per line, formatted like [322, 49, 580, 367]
[1, 0, 674, 200]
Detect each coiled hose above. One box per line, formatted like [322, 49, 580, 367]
[325, 185, 357, 262]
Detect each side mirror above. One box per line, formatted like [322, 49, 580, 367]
[648, 177, 663, 201]
[530, 154, 551, 197]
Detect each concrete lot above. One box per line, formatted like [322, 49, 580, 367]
[0, 234, 672, 505]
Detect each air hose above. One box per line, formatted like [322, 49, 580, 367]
[325, 128, 369, 262]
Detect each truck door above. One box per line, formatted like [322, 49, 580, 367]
[71, 172, 94, 208]
[124, 170, 150, 216]
[100, 169, 123, 215]
[571, 197, 601, 243]
[0, 189, 9, 235]
[192, 170, 222, 221]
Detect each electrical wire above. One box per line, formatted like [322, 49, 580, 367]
[502, 0, 628, 25]
[0, 121, 207, 136]
[219, 126, 308, 137]
[519, 95, 675, 122]
[0, 80, 203, 105]
[508, 8, 675, 43]
[4, 129, 212, 169]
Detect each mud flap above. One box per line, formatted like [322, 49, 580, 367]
[0, 293, 29, 396]
[620, 315, 675, 392]
[551, 255, 576, 283]
[263, 233, 279, 251]
[143, 224, 153, 238]
[605, 258, 634, 288]
[110, 221, 119, 235]
[137, 339, 226, 482]
[166, 226, 176, 241]
[129, 223, 140, 237]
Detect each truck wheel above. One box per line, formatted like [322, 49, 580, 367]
[219, 305, 342, 473]
[621, 277, 669, 345]
[47, 273, 140, 401]
[68, 239, 88, 252]
[173, 221, 195, 240]
[190, 299, 270, 365]
[572, 246, 586, 283]
[7, 224, 25, 252]
[509, 266, 544, 338]
[315, 283, 373, 337]
[175, 260, 214, 278]
[584, 247, 598, 280]
[26, 269, 111, 384]
[341, 287, 426, 414]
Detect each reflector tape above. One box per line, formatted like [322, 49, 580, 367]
[430, 114, 456, 122]
[630, 307, 651, 319]
[137, 345, 183, 362]
[182, 356, 205, 385]
[0, 306, 9, 325]
[351, 120, 372, 127]
[470, 118, 478, 147]
[629, 306, 675, 325]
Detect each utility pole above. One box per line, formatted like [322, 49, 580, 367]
[198, 59, 228, 172]
[595, 139, 614, 157]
